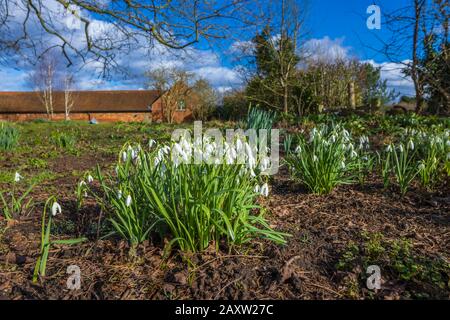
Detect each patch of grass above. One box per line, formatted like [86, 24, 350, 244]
[51, 130, 77, 149]
[30, 171, 60, 184]
[0, 123, 19, 151]
[336, 232, 450, 298]
[27, 158, 48, 169]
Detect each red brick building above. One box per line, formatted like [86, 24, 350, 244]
[0, 90, 193, 123]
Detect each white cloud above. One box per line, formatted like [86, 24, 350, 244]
[303, 36, 352, 62]
[0, 3, 241, 92]
[365, 60, 415, 98]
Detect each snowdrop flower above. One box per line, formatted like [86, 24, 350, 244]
[260, 156, 271, 172]
[87, 175, 94, 183]
[254, 185, 260, 194]
[130, 149, 137, 160]
[51, 202, 62, 216]
[79, 180, 86, 187]
[236, 138, 244, 154]
[149, 139, 156, 148]
[260, 183, 269, 197]
[418, 163, 426, 171]
[117, 190, 123, 199]
[245, 143, 256, 169]
[122, 151, 128, 162]
[398, 144, 404, 153]
[330, 134, 337, 143]
[14, 172, 23, 182]
[341, 161, 346, 169]
[386, 145, 393, 153]
[350, 150, 358, 159]
[407, 140, 415, 151]
[446, 140, 450, 147]
[295, 146, 302, 154]
[126, 195, 132, 207]
[313, 155, 318, 162]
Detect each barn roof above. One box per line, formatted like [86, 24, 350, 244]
[0, 90, 162, 114]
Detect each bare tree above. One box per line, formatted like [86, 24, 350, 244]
[63, 74, 76, 120]
[28, 54, 57, 118]
[191, 78, 217, 120]
[146, 66, 193, 124]
[239, 0, 309, 115]
[374, 0, 449, 113]
[28, 51, 77, 119]
[0, 0, 257, 72]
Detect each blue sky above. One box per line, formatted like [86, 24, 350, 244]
[0, 0, 415, 96]
[308, 0, 410, 62]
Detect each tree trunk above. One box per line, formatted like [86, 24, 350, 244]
[283, 85, 289, 114]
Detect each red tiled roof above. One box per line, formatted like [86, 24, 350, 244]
[0, 90, 162, 114]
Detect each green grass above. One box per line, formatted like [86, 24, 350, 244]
[0, 123, 19, 151]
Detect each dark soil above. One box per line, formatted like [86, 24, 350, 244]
[1, 155, 449, 300]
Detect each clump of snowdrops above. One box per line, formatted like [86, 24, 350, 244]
[33, 197, 86, 283]
[89, 135, 287, 252]
[285, 124, 370, 195]
[0, 172, 34, 220]
[382, 128, 450, 194]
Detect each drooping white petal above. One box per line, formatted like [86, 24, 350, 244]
[260, 183, 269, 197]
[14, 172, 23, 182]
[51, 202, 62, 216]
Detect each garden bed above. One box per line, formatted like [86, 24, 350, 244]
[0, 118, 449, 300]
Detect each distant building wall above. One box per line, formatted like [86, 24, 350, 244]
[0, 112, 151, 122]
[150, 93, 193, 124]
[0, 90, 193, 123]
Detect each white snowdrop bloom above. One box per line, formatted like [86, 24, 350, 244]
[350, 150, 358, 159]
[386, 145, 393, 153]
[260, 183, 269, 197]
[154, 154, 163, 166]
[343, 129, 350, 138]
[398, 144, 404, 153]
[330, 134, 337, 143]
[236, 138, 244, 154]
[79, 180, 86, 187]
[122, 151, 128, 162]
[313, 155, 318, 162]
[225, 146, 237, 164]
[418, 163, 426, 171]
[87, 175, 94, 183]
[295, 146, 302, 154]
[117, 190, 123, 199]
[254, 185, 260, 194]
[14, 172, 23, 182]
[407, 140, 415, 151]
[245, 143, 256, 169]
[126, 195, 132, 207]
[362, 156, 368, 161]
[51, 202, 62, 216]
[341, 161, 346, 169]
[204, 143, 214, 156]
[260, 157, 271, 172]
[163, 145, 171, 154]
[446, 140, 450, 147]
[149, 139, 156, 148]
